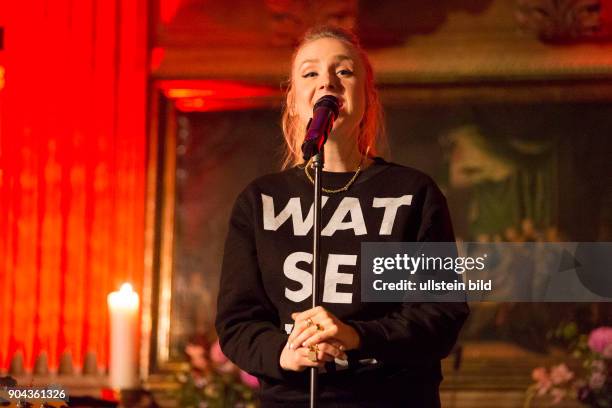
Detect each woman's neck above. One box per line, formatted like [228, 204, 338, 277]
[322, 143, 361, 172]
[322, 132, 369, 172]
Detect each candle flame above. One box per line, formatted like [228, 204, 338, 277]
[120, 282, 134, 293]
[108, 282, 139, 310]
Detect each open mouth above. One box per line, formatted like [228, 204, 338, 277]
[312, 96, 344, 113]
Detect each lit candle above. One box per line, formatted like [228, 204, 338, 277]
[107, 283, 139, 389]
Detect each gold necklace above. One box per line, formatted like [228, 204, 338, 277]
[304, 162, 362, 194]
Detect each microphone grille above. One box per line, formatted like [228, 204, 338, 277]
[314, 95, 340, 119]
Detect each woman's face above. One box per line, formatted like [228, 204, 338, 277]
[292, 37, 366, 141]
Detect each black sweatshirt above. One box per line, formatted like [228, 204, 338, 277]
[215, 158, 469, 407]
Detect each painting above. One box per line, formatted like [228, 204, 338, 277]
[147, 80, 612, 371]
[145, 0, 612, 373]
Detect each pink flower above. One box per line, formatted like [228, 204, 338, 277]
[589, 371, 606, 390]
[550, 364, 574, 385]
[532, 367, 552, 395]
[532, 367, 548, 382]
[239, 370, 259, 389]
[185, 343, 205, 359]
[185, 343, 208, 371]
[210, 340, 229, 365]
[587, 327, 612, 354]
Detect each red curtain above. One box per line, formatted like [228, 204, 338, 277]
[0, 0, 148, 372]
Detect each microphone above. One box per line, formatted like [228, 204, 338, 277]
[301, 95, 340, 161]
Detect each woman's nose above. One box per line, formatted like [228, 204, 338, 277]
[318, 71, 338, 90]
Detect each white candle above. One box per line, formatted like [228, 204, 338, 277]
[107, 283, 139, 389]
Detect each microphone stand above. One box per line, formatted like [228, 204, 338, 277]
[301, 94, 338, 408]
[310, 149, 324, 408]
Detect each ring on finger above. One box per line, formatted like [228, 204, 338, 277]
[306, 318, 314, 328]
[308, 344, 319, 362]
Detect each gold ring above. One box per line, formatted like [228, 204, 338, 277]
[306, 318, 314, 328]
[308, 344, 319, 362]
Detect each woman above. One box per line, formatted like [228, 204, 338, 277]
[215, 26, 469, 407]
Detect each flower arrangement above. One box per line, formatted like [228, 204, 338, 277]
[525, 325, 612, 407]
[175, 335, 259, 408]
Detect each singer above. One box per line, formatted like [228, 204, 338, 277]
[215, 26, 469, 407]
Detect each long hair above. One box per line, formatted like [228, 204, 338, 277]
[280, 26, 386, 169]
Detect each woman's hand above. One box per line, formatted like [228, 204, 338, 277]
[288, 306, 361, 351]
[279, 340, 347, 372]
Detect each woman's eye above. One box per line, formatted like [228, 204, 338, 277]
[337, 69, 353, 76]
[302, 72, 317, 78]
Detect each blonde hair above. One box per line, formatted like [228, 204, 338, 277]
[280, 26, 386, 169]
